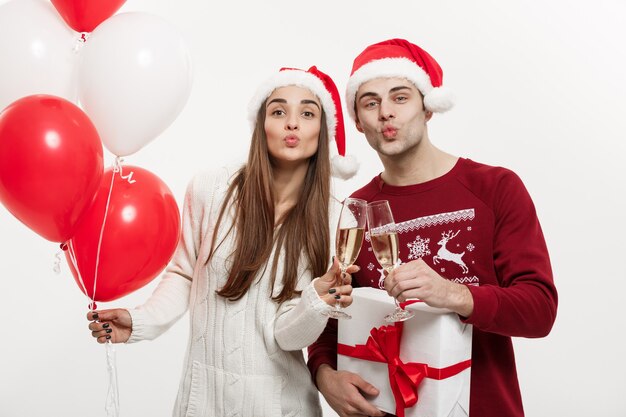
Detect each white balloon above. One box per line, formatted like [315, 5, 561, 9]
[78, 12, 193, 157]
[0, 0, 78, 111]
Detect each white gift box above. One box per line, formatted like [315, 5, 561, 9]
[337, 287, 472, 417]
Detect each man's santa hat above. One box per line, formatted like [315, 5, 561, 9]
[248, 66, 358, 180]
[346, 38, 454, 120]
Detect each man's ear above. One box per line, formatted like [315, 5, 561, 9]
[355, 116, 364, 133]
[425, 110, 433, 122]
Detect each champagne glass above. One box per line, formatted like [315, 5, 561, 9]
[326, 198, 367, 319]
[366, 200, 414, 322]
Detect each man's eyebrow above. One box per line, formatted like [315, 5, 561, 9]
[358, 86, 412, 101]
[357, 91, 380, 101]
[389, 86, 412, 93]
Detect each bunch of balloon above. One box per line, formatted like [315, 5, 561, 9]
[0, 0, 191, 303]
[0, 1, 192, 415]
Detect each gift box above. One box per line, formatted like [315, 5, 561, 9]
[337, 287, 472, 417]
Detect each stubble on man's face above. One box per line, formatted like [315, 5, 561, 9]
[357, 107, 427, 162]
[354, 78, 430, 161]
[372, 122, 423, 158]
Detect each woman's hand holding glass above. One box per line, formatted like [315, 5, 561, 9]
[324, 197, 367, 319]
[366, 200, 414, 322]
[314, 257, 357, 308]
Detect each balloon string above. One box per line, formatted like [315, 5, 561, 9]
[66, 240, 92, 307]
[92, 165, 117, 304]
[53, 251, 62, 274]
[66, 162, 121, 417]
[115, 157, 136, 184]
[95, 162, 120, 417]
[72, 32, 90, 53]
[105, 340, 120, 417]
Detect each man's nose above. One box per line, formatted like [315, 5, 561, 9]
[378, 101, 395, 121]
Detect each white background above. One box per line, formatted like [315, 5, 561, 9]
[1, 0, 625, 416]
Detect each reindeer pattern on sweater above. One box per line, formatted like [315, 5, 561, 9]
[362, 207, 480, 288]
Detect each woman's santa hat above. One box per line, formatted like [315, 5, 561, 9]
[248, 66, 358, 180]
[346, 38, 454, 120]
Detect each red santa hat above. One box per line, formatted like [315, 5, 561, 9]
[346, 39, 454, 120]
[248, 66, 358, 180]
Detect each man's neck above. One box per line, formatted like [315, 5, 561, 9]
[380, 143, 458, 187]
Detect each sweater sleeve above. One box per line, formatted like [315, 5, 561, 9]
[274, 272, 333, 351]
[463, 170, 558, 338]
[273, 197, 344, 351]
[305, 197, 353, 380]
[127, 171, 217, 343]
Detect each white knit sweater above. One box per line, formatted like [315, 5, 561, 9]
[127, 167, 340, 417]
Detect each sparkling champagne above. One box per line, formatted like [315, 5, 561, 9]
[336, 227, 365, 268]
[370, 232, 399, 272]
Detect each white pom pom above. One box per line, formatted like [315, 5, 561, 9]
[331, 154, 359, 180]
[424, 86, 455, 113]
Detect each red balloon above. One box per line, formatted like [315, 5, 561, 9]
[51, 0, 126, 33]
[65, 166, 180, 302]
[0, 95, 104, 242]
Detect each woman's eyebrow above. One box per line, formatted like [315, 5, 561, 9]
[267, 98, 320, 111]
[301, 99, 321, 110]
[267, 98, 287, 106]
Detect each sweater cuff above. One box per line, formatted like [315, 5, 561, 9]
[126, 308, 151, 344]
[125, 274, 192, 344]
[461, 284, 498, 329]
[306, 278, 333, 315]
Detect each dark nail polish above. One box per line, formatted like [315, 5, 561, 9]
[334, 294, 341, 300]
[328, 288, 336, 294]
[92, 313, 99, 320]
[105, 335, 111, 340]
[106, 328, 112, 334]
[102, 323, 109, 329]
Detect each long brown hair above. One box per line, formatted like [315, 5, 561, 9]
[209, 104, 331, 303]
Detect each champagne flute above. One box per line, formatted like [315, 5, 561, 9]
[366, 200, 414, 322]
[326, 198, 367, 319]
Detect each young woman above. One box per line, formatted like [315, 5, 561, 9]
[86, 66, 358, 416]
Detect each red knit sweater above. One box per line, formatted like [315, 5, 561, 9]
[308, 158, 558, 417]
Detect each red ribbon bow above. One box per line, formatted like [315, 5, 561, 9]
[338, 322, 471, 417]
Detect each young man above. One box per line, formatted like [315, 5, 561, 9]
[307, 39, 558, 417]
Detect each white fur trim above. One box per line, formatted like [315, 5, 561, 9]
[345, 57, 454, 119]
[331, 154, 359, 180]
[423, 86, 454, 113]
[247, 70, 337, 140]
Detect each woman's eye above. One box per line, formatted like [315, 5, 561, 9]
[302, 111, 315, 118]
[271, 109, 285, 116]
